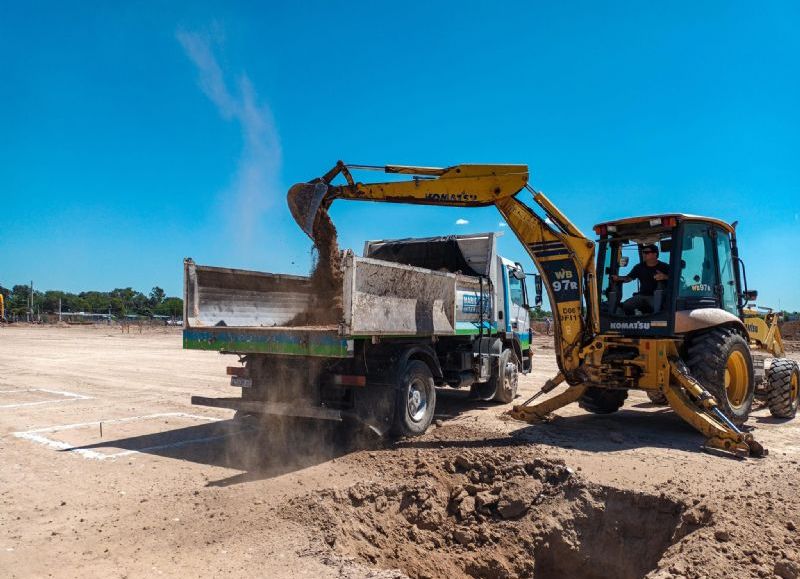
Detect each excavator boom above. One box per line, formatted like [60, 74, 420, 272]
[287, 161, 597, 379]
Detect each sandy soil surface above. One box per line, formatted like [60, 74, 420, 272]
[1, 326, 799, 579]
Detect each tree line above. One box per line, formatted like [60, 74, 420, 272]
[0, 284, 182, 318]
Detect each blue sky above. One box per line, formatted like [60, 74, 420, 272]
[2, 2, 799, 309]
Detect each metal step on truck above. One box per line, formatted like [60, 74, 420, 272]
[184, 232, 537, 436]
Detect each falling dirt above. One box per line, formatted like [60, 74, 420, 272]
[306, 208, 344, 324]
[286, 196, 344, 326]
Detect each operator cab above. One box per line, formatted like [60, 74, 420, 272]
[594, 214, 753, 337]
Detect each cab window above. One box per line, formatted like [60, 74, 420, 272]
[508, 271, 525, 307]
[715, 229, 738, 314]
[679, 223, 717, 302]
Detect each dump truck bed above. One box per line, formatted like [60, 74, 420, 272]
[183, 253, 492, 357]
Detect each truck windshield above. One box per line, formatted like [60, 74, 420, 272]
[509, 274, 525, 306]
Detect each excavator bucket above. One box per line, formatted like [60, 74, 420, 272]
[287, 181, 329, 240]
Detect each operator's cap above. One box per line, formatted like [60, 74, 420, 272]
[642, 244, 659, 253]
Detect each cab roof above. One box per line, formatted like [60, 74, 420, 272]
[594, 213, 735, 235]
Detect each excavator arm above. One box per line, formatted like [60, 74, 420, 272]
[287, 161, 598, 380]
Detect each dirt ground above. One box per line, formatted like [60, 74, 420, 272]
[1, 326, 799, 579]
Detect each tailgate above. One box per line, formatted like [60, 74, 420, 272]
[182, 259, 351, 357]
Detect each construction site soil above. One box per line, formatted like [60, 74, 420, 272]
[2, 325, 799, 578]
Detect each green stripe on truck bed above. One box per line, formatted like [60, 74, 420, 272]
[183, 328, 352, 358]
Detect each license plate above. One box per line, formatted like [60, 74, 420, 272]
[230, 376, 253, 388]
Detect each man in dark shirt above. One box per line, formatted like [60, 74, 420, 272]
[612, 244, 669, 315]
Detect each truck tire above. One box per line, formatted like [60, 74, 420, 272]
[686, 327, 755, 426]
[391, 360, 436, 437]
[492, 349, 519, 404]
[765, 358, 799, 419]
[646, 391, 668, 406]
[579, 387, 628, 414]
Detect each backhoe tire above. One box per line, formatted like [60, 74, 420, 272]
[492, 349, 519, 404]
[646, 391, 669, 406]
[765, 358, 799, 419]
[391, 360, 436, 438]
[579, 387, 628, 414]
[686, 327, 755, 426]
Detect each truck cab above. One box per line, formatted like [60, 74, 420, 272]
[363, 233, 533, 372]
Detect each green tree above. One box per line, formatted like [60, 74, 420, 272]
[155, 297, 183, 318]
[9, 285, 31, 315]
[149, 286, 166, 307]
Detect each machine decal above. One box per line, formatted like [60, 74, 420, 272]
[424, 192, 478, 203]
[461, 293, 492, 314]
[538, 259, 580, 302]
[610, 321, 651, 330]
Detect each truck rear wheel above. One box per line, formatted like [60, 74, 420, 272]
[686, 327, 755, 426]
[579, 387, 628, 414]
[766, 358, 799, 419]
[391, 360, 436, 437]
[492, 349, 519, 404]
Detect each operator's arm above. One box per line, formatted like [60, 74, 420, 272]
[612, 264, 639, 283]
[653, 262, 669, 282]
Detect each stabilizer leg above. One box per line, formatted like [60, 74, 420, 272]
[666, 358, 767, 458]
[508, 381, 588, 423]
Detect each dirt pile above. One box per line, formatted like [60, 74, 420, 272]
[781, 321, 800, 339]
[284, 449, 711, 579]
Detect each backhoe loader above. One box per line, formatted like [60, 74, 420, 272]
[287, 161, 780, 457]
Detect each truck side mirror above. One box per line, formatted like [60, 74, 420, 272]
[619, 256, 629, 267]
[743, 289, 758, 302]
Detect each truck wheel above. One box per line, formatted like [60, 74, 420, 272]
[492, 349, 519, 404]
[391, 360, 436, 437]
[765, 358, 799, 419]
[686, 328, 755, 426]
[646, 391, 668, 406]
[579, 387, 628, 414]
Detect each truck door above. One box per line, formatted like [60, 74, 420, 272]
[505, 264, 532, 369]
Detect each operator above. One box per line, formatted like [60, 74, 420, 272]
[612, 244, 669, 315]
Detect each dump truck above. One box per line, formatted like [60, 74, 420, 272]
[184, 232, 536, 435]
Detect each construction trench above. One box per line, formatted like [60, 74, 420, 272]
[284, 447, 699, 579]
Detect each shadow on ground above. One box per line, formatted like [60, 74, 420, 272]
[61, 388, 499, 485]
[64, 415, 385, 486]
[405, 391, 723, 457]
[63, 389, 742, 487]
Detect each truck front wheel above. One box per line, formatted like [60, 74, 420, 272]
[391, 360, 436, 437]
[492, 349, 519, 404]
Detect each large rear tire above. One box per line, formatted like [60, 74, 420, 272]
[766, 358, 799, 419]
[391, 360, 436, 437]
[686, 327, 755, 426]
[579, 387, 628, 414]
